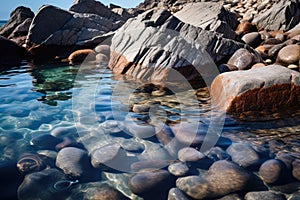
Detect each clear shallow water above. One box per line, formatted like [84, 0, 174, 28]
[0, 63, 299, 199]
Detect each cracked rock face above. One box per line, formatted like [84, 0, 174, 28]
[109, 9, 261, 86]
[174, 2, 238, 39]
[252, 0, 300, 31]
[211, 65, 300, 114]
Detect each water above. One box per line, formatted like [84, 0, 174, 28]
[0, 21, 7, 27]
[0, 63, 299, 199]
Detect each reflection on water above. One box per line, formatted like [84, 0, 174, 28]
[0, 64, 299, 199]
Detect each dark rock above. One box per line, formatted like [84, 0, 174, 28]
[176, 176, 210, 199]
[129, 169, 175, 199]
[276, 44, 300, 65]
[227, 48, 256, 70]
[168, 188, 191, 200]
[109, 9, 261, 86]
[226, 143, 260, 169]
[0, 161, 24, 200]
[218, 64, 238, 73]
[26, 5, 117, 61]
[0, 6, 34, 38]
[235, 21, 257, 35]
[55, 137, 85, 151]
[268, 43, 286, 59]
[0, 36, 28, 66]
[259, 159, 288, 184]
[289, 192, 300, 200]
[253, 0, 300, 31]
[269, 181, 300, 194]
[206, 146, 231, 162]
[30, 134, 63, 150]
[174, 2, 238, 39]
[241, 32, 262, 48]
[211, 65, 300, 114]
[8, 18, 32, 45]
[17, 169, 69, 200]
[244, 191, 286, 200]
[276, 152, 295, 170]
[69, 0, 123, 22]
[56, 147, 98, 181]
[292, 159, 300, 181]
[51, 126, 78, 138]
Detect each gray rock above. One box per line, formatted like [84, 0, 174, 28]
[174, 2, 238, 39]
[226, 143, 260, 168]
[129, 169, 174, 199]
[276, 44, 300, 65]
[176, 160, 263, 199]
[259, 159, 287, 184]
[81, 183, 129, 200]
[168, 188, 191, 200]
[244, 191, 286, 200]
[216, 193, 243, 200]
[69, 0, 123, 22]
[211, 65, 300, 113]
[168, 162, 190, 176]
[110, 9, 261, 86]
[17, 169, 69, 200]
[253, 0, 300, 31]
[227, 48, 256, 70]
[0, 6, 34, 38]
[91, 143, 122, 169]
[0, 35, 28, 66]
[289, 192, 300, 200]
[30, 134, 63, 150]
[56, 147, 93, 179]
[178, 147, 205, 162]
[206, 146, 231, 162]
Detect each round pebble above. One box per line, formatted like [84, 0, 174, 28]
[227, 48, 254, 70]
[292, 159, 300, 181]
[259, 159, 287, 184]
[30, 134, 63, 150]
[168, 188, 190, 200]
[241, 32, 262, 48]
[244, 191, 286, 200]
[277, 44, 300, 65]
[178, 147, 205, 162]
[168, 162, 190, 177]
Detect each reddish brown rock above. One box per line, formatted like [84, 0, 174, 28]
[68, 49, 95, 64]
[211, 65, 300, 114]
[276, 44, 300, 65]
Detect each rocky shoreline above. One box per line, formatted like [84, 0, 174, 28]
[0, 0, 300, 200]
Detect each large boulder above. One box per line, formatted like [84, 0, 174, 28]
[174, 2, 238, 39]
[109, 9, 261, 87]
[69, 0, 124, 22]
[0, 6, 34, 38]
[0, 36, 28, 66]
[26, 5, 118, 61]
[211, 65, 300, 114]
[253, 0, 300, 31]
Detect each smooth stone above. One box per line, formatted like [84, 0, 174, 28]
[235, 21, 257, 35]
[218, 64, 238, 73]
[68, 49, 95, 64]
[0, 132, 22, 148]
[17, 169, 69, 200]
[127, 122, 156, 139]
[132, 104, 150, 113]
[51, 126, 78, 138]
[277, 44, 300, 65]
[292, 159, 300, 181]
[56, 147, 97, 181]
[30, 134, 63, 150]
[178, 147, 205, 162]
[269, 181, 300, 194]
[226, 143, 260, 169]
[96, 53, 109, 64]
[206, 146, 231, 162]
[91, 143, 121, 168]
[176, 160, 264, 199]
[227, 48, 254, 70]
[251, 63, 266, 69]
[259, 159, 287, 184]
[55, 137, 84, 151]
[241, 32, 262, 48]
[288, 64, 299, 71]
[244, 191, 286, 200]
[99, 120, 127, 136]
[95, 44, 110, 55]
[168, 162, 190, 177]
[83, 183, 129, 200]
[17, 153, 53, 174]
[168, 188, 190, 200]
[129, 169, 175, 199]
[120, 139, 145, 153]
[276, 152, 295, 170]
[268, 43, 286, 59]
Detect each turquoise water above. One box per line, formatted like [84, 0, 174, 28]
[0, 63, 299, 199]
